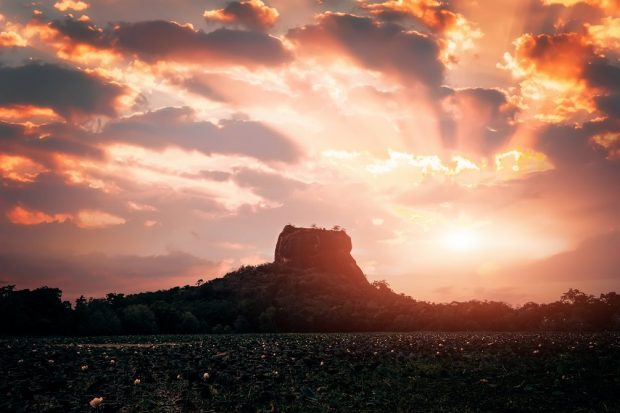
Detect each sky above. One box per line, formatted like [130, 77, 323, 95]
[0, 0, 618, 305]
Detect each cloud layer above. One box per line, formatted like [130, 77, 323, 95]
[0, 0, 618, 304]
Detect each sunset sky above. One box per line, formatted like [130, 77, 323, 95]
[0, 0, 618, 304]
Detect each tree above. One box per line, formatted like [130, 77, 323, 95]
[372, 280, 392, 293]
[234, 315, 250, 333]
[123, 304, 157, 334]
[179, 311, 200, 333]
[259, 306, 278, 332]
[561, 289, 593, 305]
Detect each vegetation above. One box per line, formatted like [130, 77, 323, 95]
[1, 332, 618, 411]
[1, 263, 619, 335]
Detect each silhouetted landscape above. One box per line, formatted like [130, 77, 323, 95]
[3, 226, 619, 411]
[2, 0, 620, 409]
[2, 226, 619, 335]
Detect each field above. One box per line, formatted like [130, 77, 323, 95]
[1, 333, 619, 412]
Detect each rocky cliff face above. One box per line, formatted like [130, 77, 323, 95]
[274, 225, 367, 284]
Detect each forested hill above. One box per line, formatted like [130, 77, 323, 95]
[1, 226, 619, 335]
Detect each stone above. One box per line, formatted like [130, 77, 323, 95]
[274, 225, 367, 283]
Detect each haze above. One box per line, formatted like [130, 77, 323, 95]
[0, 0, 618, 304]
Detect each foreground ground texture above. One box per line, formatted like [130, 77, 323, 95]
[1, 333, 619, 412]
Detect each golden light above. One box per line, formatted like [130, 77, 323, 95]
[440, 228, 481, 252]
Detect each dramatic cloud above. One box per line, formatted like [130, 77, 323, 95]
[0, 154, 48, 183]
[440, 87, 520, 155]
[501, 31, 620, 121]
[0, 0, 618, 303]
[359, 0, 461, 31]
[0, 63, 127, 120]
[5, 205, 125, 229]
[288, 13, 445, 89]
[535, 119, 620, 166]
[505, 32, 593, 80]
[358, 0, 482, 63]
[100, 106, 301, 163]
[0, 121, 103, 171]
[204, 0, 279, 31]
[0, 15, 27, 48]
[6, 205, 71, 226]
[522, 1, 605, 34]
[53, 0, 89, 12]
[42, 16, 291, 67]
[231, 167, 307, 201]
[584, 60, 620, 93]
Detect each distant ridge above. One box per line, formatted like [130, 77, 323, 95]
[1, 225, 619, 335]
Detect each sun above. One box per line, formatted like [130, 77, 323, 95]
[441, 228, 481, 252]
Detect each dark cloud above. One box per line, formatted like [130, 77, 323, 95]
[114, 21, 289, 65]
[0, 173, 115, 216]
[1, 121, 103, 169]
[46, 16, 291, 67]
[100, 106, 302, 163]
[358, 0, 460, 33]
[594, 95, 620, 119]
[440, 87, 519, 155]
[584, 60, 620, 120]
[48, 15, 109, 48]
[0, 121, 26, 139]
[522, 1, 604, 34]
[287, 13, 445, 89]
[204, 0, 279, 32]
[0, 62, 126, 120]
[231, 167, 307, 201]
[536, 119, 619, 166]
[583, 60, 620, 92]
[0, 250, 220, 299]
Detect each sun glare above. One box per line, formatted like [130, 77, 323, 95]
[441, 229, 481, 252]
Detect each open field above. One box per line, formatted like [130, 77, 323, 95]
[1, 332, 619, 412]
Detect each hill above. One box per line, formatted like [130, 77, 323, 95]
[1, 225, 619, 335]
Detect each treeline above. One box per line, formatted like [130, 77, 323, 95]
[1, 263, 619, 335]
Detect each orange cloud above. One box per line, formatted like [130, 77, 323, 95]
[592, 132, 620, 160]
[0, 15, 28, 47]
[0, 155, 49, 182]
[75, 210, 126, 229]
[26, 16, 120, 65]
[358, 0, 482, 64]
[506, 33, 593, 80]
[54, 1, 89, 11]
[360, 0, 459, 32]
[0, 30, 27, 47]
[6, 206, 71, 225]
[499, 32, 608, 121]
[586, 17, 620, 50]
[204, 0, 279, 31]
[6, 205, 125, 229]
[0, 105, 62, 124]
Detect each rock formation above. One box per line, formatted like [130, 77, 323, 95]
[274, 225, 367, 284]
